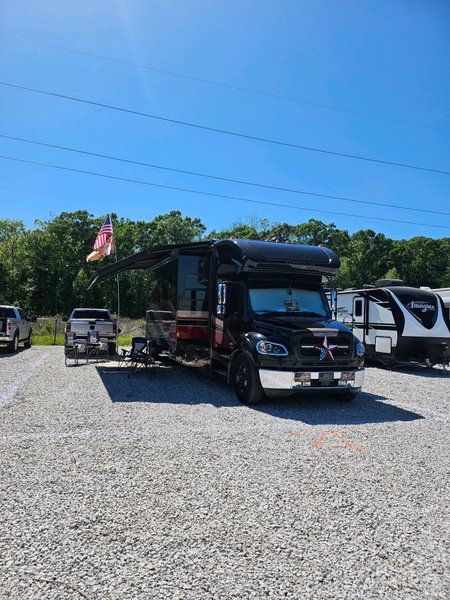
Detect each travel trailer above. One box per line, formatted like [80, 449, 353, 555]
[90, 239, 365, 404]
[431, 289, 450, 321]
[334, 280, 450, 366]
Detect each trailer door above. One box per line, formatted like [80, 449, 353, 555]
[352, 296, 366, 343]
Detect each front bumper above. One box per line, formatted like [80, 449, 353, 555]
[259, 367, 365, 392]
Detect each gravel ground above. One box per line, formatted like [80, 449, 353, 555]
[0, 346, 448, 599]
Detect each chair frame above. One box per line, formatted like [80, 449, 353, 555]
[85, 330, 101, 363]
[64, 332, 79, 366]
[119, 337, 156, 376]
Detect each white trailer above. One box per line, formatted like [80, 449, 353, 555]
[431, 288, 450, 321]
[334, 280, 450, 366]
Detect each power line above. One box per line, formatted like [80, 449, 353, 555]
[2, 132, 450, 217]
[1, 81, 449, 176]
[1, 32, 448, 134]
[1, 153, 449, 230]
[0, 184, 76, 199]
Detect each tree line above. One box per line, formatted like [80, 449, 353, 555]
[0, 210, 448, 317]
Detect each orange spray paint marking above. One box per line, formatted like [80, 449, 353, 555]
[291, 431, 301, 437]
[312, 430, 362, 452]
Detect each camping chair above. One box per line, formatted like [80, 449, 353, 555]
[119, 336, 156, 376]
[64, 331, 79, 366]
[85, 330, 101, 363]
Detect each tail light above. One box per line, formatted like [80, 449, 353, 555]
[7, 320, 12, 333]
[66, 323, 71, 333]
[113, 323, 117, 334]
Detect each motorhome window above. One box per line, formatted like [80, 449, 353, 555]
[227, 284, 242, 317]
[149, 259, 177, 313]
[354, 299, 363, 318]
[178, 255, 209, 312]
[249, 287, 329, 317]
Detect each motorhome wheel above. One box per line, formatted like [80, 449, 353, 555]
[233, 353, 265, 405]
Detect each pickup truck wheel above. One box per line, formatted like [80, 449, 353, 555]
[108, 342, 117, 355]
[24, 331, 32, 348]
[8, 333, 19, 353]
[233, 353, 265, 405]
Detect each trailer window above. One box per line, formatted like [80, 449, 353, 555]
[354, 299, 363, 318]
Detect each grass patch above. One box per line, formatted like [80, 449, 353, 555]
[33, 335, 65, 346]
[33, 335, 133, 347]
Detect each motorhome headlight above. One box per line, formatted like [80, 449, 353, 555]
[356, 341, 365, 357]
[256, 341, 288, 356]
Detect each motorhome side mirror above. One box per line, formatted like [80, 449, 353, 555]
[330, 289, 337, 318]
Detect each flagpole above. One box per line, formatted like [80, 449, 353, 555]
[111, 214, 120, 324]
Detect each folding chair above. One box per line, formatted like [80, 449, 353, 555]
[85, 330, 101, 363]
[64, 331, 79, 366]
[119, 337, 155, 377]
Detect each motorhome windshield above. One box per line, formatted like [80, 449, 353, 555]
[249, 287, 329, 318]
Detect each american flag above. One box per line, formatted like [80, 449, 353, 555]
[93, 215, 114, 253]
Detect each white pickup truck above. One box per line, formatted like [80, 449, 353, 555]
[0, 305, 33, 352]
[65, 308, 119, 354]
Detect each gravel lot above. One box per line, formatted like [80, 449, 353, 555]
[0, 346, 449, 599]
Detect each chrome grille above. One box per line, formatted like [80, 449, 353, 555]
[298, 335, 352, 358]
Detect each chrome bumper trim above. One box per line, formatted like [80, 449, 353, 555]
[259, 368, 365, 390]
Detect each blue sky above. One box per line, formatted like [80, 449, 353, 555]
[0, 0, 449, 239]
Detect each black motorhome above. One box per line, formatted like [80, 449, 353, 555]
[335, 280, 450, 366]
[90, 239, 365, 404]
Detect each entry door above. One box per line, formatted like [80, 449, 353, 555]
[352, 296, 366, 342]
[212, 282, 244, 363]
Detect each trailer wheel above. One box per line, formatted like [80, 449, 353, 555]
[233, 353, 265, 405]
[8, 333, 19, 353]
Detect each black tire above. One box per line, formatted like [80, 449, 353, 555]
[24, 331, 32, 348]
[233, 352, 265, 405]
[332, 390, 360, 401]
[108, 342, 117, 355]
[8, 333, 19, 353]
